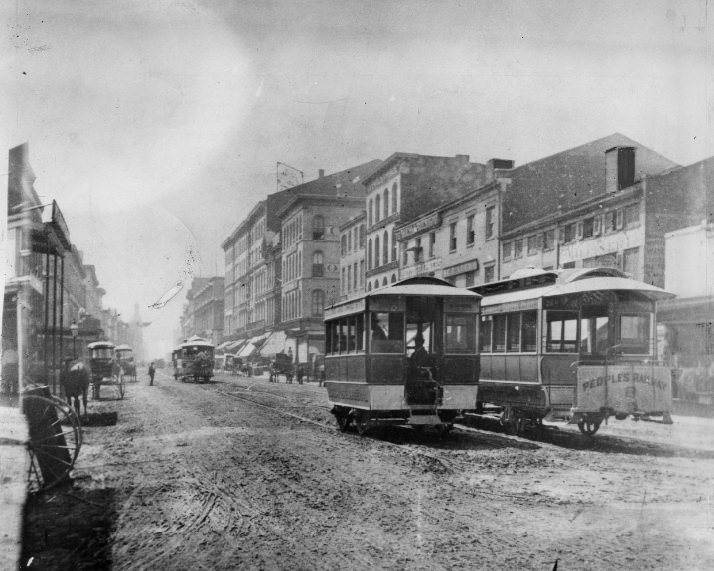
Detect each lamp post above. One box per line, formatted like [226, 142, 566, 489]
[70, 321, 79, 359]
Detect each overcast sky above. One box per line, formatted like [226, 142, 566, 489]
[2, 0, 712, 358]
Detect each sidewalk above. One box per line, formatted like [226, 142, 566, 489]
[0, 406, 29, 571]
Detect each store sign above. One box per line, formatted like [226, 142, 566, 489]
[394, 212, 440, 241]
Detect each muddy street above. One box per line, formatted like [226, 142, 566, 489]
[22, 370, 714, 570]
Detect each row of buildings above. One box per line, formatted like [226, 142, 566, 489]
[177, 133, 712, 382]
[1, 143, 144, 404]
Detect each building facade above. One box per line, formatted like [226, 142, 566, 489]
[339, 211, 366, 301]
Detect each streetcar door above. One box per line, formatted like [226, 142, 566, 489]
[404, 296, 439, 406]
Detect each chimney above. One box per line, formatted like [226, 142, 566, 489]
[606, 146, 635, 193]
[486, 158, 515, 181]
[318, 169, 325, 178]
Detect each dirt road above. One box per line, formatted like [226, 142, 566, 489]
[22, 370, 714, 570]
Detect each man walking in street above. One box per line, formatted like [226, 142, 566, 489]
[148, 362, 155, 386]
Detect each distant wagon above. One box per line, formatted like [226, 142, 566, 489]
[87, 341, 125, 400]
[114, 343, 137, 382]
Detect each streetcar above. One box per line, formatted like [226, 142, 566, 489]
[324, 276, 481, 436]
[87, 341, 124, 400]
[470, 267, 675, 436]
[175, 336, 215, 383]
[114, 343, 137, 381]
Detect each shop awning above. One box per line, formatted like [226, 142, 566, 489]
[225, 339, 246, 354]
[258, 330, 288, 358]
[215, 341, 232, 352]
[237, 334, 267, 358]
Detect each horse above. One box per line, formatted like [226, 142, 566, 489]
[60, 358, 91, 419]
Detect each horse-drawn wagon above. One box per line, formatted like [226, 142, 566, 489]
[87, 341, 125, 399]
[114, 344, 137, 382]
[269, 352, 297, 383]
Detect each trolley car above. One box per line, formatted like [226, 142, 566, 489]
[470, 267, 675, 435]
[175, 336, 215, 383]
[87, 341, 124, 400]
[324, 277, 481, 436]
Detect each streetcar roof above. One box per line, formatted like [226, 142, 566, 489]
[87, 341, 115, 349]
[544, 276, 675, 301]
[180, 336, 215, 349]
[114, 344, 133, 351]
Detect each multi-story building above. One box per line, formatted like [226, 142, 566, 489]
[499, 134, 678, 282]
[363, 153, 490, 291]
[397, 161, 512, 287]
[339, 211, 366, 301]
[184, 277, 224, 346]
[221, 160, 380, 364]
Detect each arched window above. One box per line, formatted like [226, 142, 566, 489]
[374, 236, 380, 268]
[312, 250, 324, 277]
[368, 200, 373, 226]
[391, 228, 397, 261]
[311, 289, 325, 317]
[382, 277, 388, 287]
[313, 215, 325, 240]
[383, 230, 389, 262]
[367, 282, 371, 292]
[367, 239, 372, 269]
[359, 224, 366, 247]
[391, 274, 397, 283]
[374, 280, 379, 290]
[341, 235, 347, 256]
[347, 231, 352, 253]
[375, 194, 381, 222]
[392, 182, 398, 213]
[384, 188, 389, 217]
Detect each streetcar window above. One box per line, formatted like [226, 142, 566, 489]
[345, 316, 355, 352]
[445, 314, 477, 353]
[91, 348, 113, 359]
[480, 316, 493, 352]
[492, 314, 507, 353]
[355, 314, 364, 351]
[406, 322, 433, 356]
[507, 313, 521, 352]
[619, 313, 650, 354]
[546, 310, 579, 352]
[521, 311, 537, 352]
[580, 315, 609, 355]
[325, 321, 336, 354]
[370, 311, 404, 353]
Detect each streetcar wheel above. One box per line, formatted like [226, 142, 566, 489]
[355, 412, 370, 436]
[577, 416, 602, 436]
[24, 395, 81, 493]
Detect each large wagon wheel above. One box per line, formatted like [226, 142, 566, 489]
[24, 394, 82, 493]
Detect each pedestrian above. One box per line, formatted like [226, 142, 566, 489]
[148, 362, 155, 386]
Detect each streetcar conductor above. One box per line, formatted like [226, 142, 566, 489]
[370, 314, 387, 341]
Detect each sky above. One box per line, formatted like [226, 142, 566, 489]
[2, 0, 712, 358]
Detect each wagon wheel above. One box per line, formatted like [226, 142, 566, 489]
[117, 371, 125, 399]
[49, 395, 83, 435]
[24, 395, 81, 493]
[577, 416, 602, 436]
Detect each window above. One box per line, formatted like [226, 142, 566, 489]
[449, 222, 457, 251]
[341, 235, 347, 256]
[341, 267, 346, 293]
[546, 310, 579, 353]
[391, 228, 397, 261]
[383, 230, 389, 263]
[311, 289, 325, 317]
[383, 188, 389, 217]
[580, 311, 609, 355]
[619, 314, 650, 354]
[353, 262, 358, 290]
[347, 265, 352, 292]
[367, 239, 372, 269]
[370, 311, 404, 353]
[543, 230, 555, 251]
[392, 182, 398, 213]
[465, 270, 475, 287]
[485, 206, 495, 239]
[348, 230, 352, 253]
[506, 313, 521, 352]
[527, 235, 537, 255]
[466, 214, 475, 245]
[359, 224, 366, 247]
[480, 316, 493, 352]
[368, 200, 373, 226]
[429, 232, 436, 258]
[492, 314, 507, 352]
[604, 211, 616, 233]
[359, 260, 364, 285]
[503, 241, 512, 261]
[521, 311, 537, 351]
[313, 215, 325, 240]
[375, 194, 381, 222]
[445, 314, 477, 353]
[484, 264, 495, 283]
[414, 237, 423, 262]
[582, 217, 594, 239]
[374, 236, 380, 267]
[312, 251, 324, 277]
[513, 239, 523, 259]
[563, 223, 575, 243]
